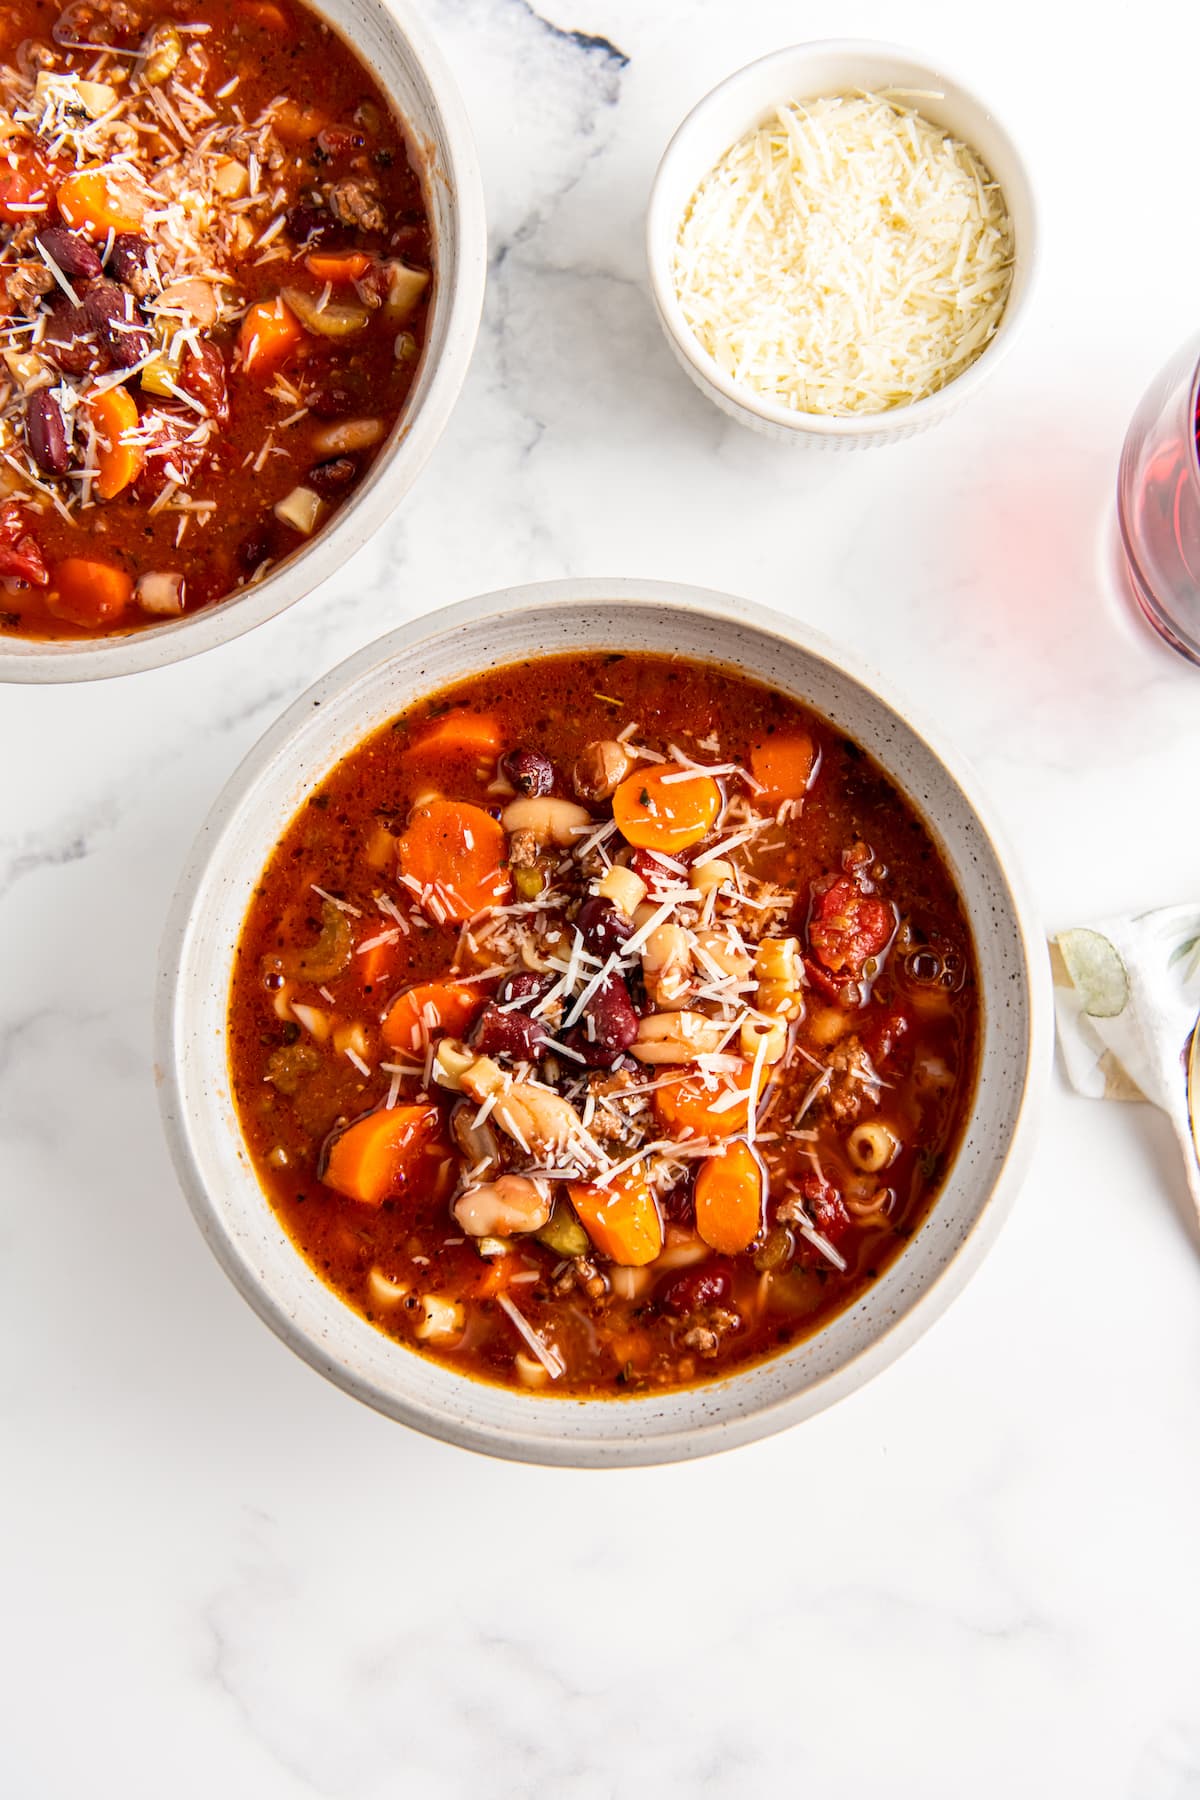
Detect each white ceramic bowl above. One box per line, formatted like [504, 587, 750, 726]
[646, 40, 1038, 449]
[157, 579, 1052, 1465]
[1, 0, 486, 684]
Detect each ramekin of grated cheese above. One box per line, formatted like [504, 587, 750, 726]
[646, 41, 1037, 448]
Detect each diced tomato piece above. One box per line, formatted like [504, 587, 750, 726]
[0, 142, 53, 222]
[808, 876, 895, 979]
[793, 1176, 853, 1266]
[863, 1007, 910, 1068]
[0, 505, 48, 586]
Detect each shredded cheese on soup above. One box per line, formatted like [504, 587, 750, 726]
[672, 92, 1015, 417]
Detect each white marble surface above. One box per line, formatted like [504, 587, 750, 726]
[4, 0, 1200, 1792]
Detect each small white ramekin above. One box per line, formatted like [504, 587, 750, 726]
[157, 579, 1052, 1467]
[1, 0, 487, 683]
[646, 40, 1038, 449]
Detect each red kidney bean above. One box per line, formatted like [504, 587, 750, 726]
[661, 1265, 732, 1314]
[575, 896, 632, 958]
[285, 202, 344, 248]
[35, 224, 101, 280]
[307, 454, 358, 497]
[179, 341, 229, 425]
[106, 232, 151, 291]
[471, 1001, 545, 1062]
[499, 749, 554, 796]
[497, 971, 554, 1007]
[660, 1174, 695, 1226]
[40, 296, 97, 376]
[236, 525, 276, 573]
[305, 377, 365, 419]
[24, 390, 69, 475]
[81, 279, 152, 367]
[581, 971, 638, 1055]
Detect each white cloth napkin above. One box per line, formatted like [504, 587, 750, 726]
[1052, 905, 1200, 1218]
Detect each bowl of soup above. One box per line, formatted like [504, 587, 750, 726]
[0, 0, 486, 681]
[157, 580, 1051, 1464]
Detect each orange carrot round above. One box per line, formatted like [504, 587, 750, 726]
[322, 1104, 440, 1206]
[239, 296, 304, 375]
[395, 800, 511, 924]
[612, 762, 721, 854]
[750, 732, 816, 804]
[47, 557, 133, 628]
[654, 1061, 766, 1138]
[381, 980, 485, 1053]
[305, 250, 372, 284]
[569, 1168, 663, 1266]
[694, 1139, 765, 1254]
[402, 711, 504, 763]
[58, 168, 145, 237]
[86, 385, 143, 500]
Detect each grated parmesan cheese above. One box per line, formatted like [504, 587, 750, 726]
[673, 92, 1014, 417]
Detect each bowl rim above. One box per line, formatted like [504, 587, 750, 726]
[156, 578, 1053, 1465]
[645, 37, 1039, 440]
[0, 0, 487, 684]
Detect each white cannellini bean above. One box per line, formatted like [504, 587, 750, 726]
[501, 795, 592, 847]
[309, 417, 386, 457]
[156, 278, 219, 327]
[494, 1084, 584, 1155]
[452, 1175, 551, 1237]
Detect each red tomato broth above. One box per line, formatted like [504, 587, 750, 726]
[228, 652, 980, 1397]
[0, 0, 433, 639]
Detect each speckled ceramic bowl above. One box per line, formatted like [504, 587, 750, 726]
[156, 580, 1051, 1464]
[646, 40, 1037, 449]
[1, 0, 486, 684]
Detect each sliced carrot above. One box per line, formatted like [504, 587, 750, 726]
[612, 762, 721, 855]
[47, 556, 133, 628]
[86, 385, 144, 500]
[322, 1104, 440, 1207]
[402, 711, 504, 763]
[654, 1061, 767, 1139]
[57, 168, 145, 237]
[305, 250, 372, 284]
[239, 297, 304, 375]
[473, 1253, 516, 1299]
[750, 732, 816, 804]
[395, 800, 511, 924]
[695, 1139, 765, 1254]
[358, 936, 397, 990]
[381, 979, 484, 1052]
[569, 1168, 663, 1267]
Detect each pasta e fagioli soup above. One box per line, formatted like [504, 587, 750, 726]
[227, 650, 980, 1397]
